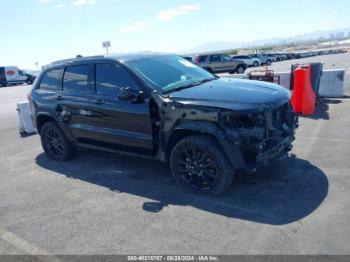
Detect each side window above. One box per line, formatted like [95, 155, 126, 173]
[63, 65, 89, 92]
[220, 54, 231, 61]
[198, 55, 208, 63]
[95, 63, 137, 96]
[39, 68, 63, 91]
[210, 55, 220, 62]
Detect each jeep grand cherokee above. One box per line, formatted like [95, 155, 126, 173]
[29, 52, 298, 195]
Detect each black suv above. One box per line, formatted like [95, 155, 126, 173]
[29, 53, 298, 195]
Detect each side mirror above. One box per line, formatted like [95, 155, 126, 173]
[119, 87, 145, 103]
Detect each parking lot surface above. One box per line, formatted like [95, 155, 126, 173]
[1, 53, 350, 255]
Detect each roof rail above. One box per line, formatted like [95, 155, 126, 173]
[51, 55, 105, 65]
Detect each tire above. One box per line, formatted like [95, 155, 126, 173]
[40, 121, 75, 161]
[266, 60, 272, 66]
[235, 65, 246, 74]
[26, 80, 33, 85]
[0, 82, 8, 87]
[170, 135, 234, 196]
[253, 61, 259, 67]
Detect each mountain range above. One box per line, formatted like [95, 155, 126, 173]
[183, 27, 350, 54]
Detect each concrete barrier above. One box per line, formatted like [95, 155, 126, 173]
[318, 69, 345, 98]
[224, 69, 345, 98]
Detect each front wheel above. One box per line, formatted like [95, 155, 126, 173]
[170, 135, 234, 195]
[253, 61, 259, 67]
[41, 121, 75, 161]
[26, 80, 33, 85]
[266, 60, 272, 66]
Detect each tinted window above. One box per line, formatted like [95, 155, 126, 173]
[210, 55, 220, 62]
[39, 68, 63, 90]
[125, 55, 214, 92]
[198, 55, 208, 63]
[219, 54, 231, 61]
[63, 65, 89, 92]
[95, 63, 137, 96]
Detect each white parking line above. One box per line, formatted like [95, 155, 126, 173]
[0, 228, 61, 260]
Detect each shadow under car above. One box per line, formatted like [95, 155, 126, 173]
[35, 150, 328, 225]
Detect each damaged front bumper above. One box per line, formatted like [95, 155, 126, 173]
[255, 135, 294, 164]
[221, 103, 298, 173]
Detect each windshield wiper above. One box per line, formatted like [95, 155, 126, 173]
[163, 77, 217, 94]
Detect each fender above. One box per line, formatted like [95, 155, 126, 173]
[166, 120, 247, 171]
[36, 111, 76, 145]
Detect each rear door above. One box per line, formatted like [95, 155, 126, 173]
[88, 62, 154, 154]
[58, 64, 97, 143]
[219, 54, 236, 71]
[208, 54, 222, 72]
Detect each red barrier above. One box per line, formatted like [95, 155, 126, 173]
[291, 65, 316, 115]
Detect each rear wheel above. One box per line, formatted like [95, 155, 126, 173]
[236, 65, 246, 74]
[266, 60, 272, 66]
[253, 61, 259, 67]
[170, 135, 234, 195]
[41, 121, 75, 161]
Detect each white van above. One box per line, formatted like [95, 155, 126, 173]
[0, 66, 27, 87]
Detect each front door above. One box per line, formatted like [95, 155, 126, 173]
[88, 62, 154, 155]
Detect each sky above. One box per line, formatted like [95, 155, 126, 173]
[0, 0, 349, 69]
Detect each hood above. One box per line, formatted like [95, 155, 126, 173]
[167, 78, 291, 113]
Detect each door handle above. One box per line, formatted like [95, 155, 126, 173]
[55, 95, 64, 100]
[93, 99, 105, 105]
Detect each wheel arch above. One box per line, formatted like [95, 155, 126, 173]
[164, 121, 247, 171]
[36, 113, 55, 135]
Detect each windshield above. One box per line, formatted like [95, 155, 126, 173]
[125, 55, 216, 93]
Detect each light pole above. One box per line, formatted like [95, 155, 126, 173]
[102, 41, 111, 55]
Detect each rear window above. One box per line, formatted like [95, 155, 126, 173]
[39, 68, 63, 90]
[63, 65, 89, 92]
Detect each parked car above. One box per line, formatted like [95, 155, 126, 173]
[29, 52, 298, 195]
[0, 66, 27, 87]
[249, 54, 273, 65]
[24, 72, 36, 85]
[279, 54, 288, 60]
[265, 54, 277, 62]
[193, 53, 247, 74]
[231, 55, 260, 67]
[271, 54, 282, 61]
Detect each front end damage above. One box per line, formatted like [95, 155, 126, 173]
[219, 103, 298, 171]
[151, 91, 298, 174]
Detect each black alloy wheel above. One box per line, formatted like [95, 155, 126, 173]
[170, 135, 234, 195]
[41, 122, 75, 161]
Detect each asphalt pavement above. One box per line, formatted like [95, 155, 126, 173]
[0, 53, 350, 254]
